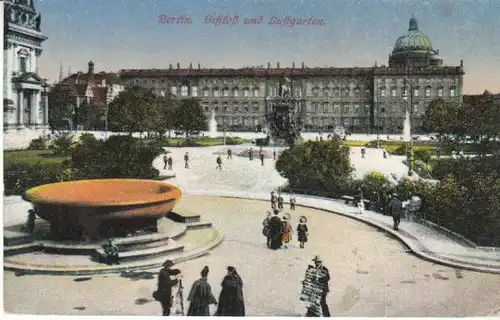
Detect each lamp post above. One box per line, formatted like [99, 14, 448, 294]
[104, 101, 109, 140]
[222, 116, 226, 145]
[402, 78, 414, 176]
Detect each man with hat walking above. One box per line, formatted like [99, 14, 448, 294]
[311, 255, 331, 317]
[388, 193, 403, 231]
[155, 260, 182, 316]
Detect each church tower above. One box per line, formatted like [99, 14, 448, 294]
[3, 0, 49, 140]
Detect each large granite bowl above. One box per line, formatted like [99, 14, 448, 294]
[22, 179, 182, 240]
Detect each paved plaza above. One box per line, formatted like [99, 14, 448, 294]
[4, 142, 500, 316]
[5, 196, 500, 317]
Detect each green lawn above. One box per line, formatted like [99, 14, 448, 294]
[3, 150, 69, 167]
[163, 137, 246, 147]
[343, 140, 436, 153]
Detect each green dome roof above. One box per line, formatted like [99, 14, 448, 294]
[392, 16, 434, 54]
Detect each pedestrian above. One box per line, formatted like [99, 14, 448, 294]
[249, 148, 254, 161]
[311, 256, 331, 317]
[388, 193, 403, 230]
[260, 153, 265, 166]
[154, 260, 181, 316]
[262, 211, 272, 248]
[216, 156, 222, 170]
[290, 193, 296, 210]
[259, 147, 263, 156]
[167, 156, 173, 170]
[215, 266, 245, 316]
[163, 154, 168, 169]
[268, 209, 283, 250]
[101, 239, 119, 265]
[22, 209, 36, 233]
[281, 215, 293, 249]
[361, 147, 366, 159]
[277, 192, 284, 210]
[273, 150, 277, 160]
[186, 266, 217, 316]
[227, 148, 232, 159]
[184, 152, 189, 169]
[383, 149, 387, 159]
[270, 191, 277, 209]
[297, 216, 309, 249]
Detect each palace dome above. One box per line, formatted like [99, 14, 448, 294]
[392, 16, 434, 54]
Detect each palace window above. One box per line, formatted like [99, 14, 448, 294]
[425, 86, 431, 97]
[391, 87, 397, 97]
[354, 105, 360, 114]
[181, 85, 188, 97]
[214, 106, 219, 112]
[170, 86, 177, 95]
[334, 105, 340, 114]
[254, 104, 259, 112]
[402, 87, 408, 97]
[354, 119, 360, 126]
[334, 88, 340, 98]
[344, 118, 350, 125]
[392, 105, 397, 112]
[438, 87, 443, 97]
[191, 86, 198, 97]
[354, 87, 360, 97]
[365, 89, 371, 96]
[224, 106, 228, 112]
[450, 87, 456, 97]
[223, 88, 229, 97]
[233, 88, 239, 97]
[243, 88, 249, 97]
[233, 104, 239, 112]
[244, 104, 249, 112]
[323, 87, 330, 97]
[413, 104, 419, 114]
[413, 87, 419, 97]
[365, 104, 370, 114]
[343, 88, 350, 98]
[213, 88, 220, 97]
[323, 103, 329, 113]
[312, 87, 319, 97]
[253, 88, 259, 97]
[20, 57, 27, 73]
[313, 104, 318, 112]
[380, 87, 386, 97]
[344, 105, 350, 113]
[294, 87, 302, 97]
[203, 88, 209, 97]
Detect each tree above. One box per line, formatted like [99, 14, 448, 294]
[107, 86, 161, 137]
[78, 100, 105, 130]
[153, 95, 178, 138]
[276, 140, 353, 197]
[172, 98, 208, 138]
[48, 84, 76, 130]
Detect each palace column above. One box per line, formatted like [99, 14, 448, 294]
[17, 90, 24, 128]
[31, 91, 38, 125]
[44, 93, 49, 127]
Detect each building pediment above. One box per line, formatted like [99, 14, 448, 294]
[13, 72, 43, 84]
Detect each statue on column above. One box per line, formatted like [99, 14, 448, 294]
[279, 76, 291, 97]
[35, 14, 41, 31]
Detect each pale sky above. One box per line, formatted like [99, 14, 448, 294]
[35, 0, 500, 94]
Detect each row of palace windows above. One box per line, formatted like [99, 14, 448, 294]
[308, 104, 371, 114]
[308, 117, 371, 126]
[310, 87, 370, 98]
[165, 86, 262, 97]
[204, 104, 262, 113]
[379, 86, 457, 98]
[214, 116, 264, 126]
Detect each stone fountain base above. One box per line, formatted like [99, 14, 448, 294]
[3, 209, 223, 275]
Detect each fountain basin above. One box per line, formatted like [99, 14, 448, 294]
[22, 179, 182, 240]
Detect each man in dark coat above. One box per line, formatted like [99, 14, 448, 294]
[155, 260, 180, 316]
[260, 153, 265, 166]
[388, 193, 403, 230]
[267, 210, 283, 250]
[187, 266, 217, 316]
[312, 255, 331, 317]
[167, 156, 173, 170]
[184, 152, 189, 169]
[216, 266, 245, 316]
[273, 150, 277, 160]
[163, 154, 168, 169]
[216, 156, 222, 170]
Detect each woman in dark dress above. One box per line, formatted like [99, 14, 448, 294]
[297, 216, 309, 249]
[215, 266, 245, 316]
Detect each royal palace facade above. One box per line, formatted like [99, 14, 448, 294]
[121, 16, 464, 133]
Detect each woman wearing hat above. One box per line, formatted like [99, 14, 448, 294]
[215, 266, 245, 316]
[297, 216, 309, 249]
[281, 214, 293, 249]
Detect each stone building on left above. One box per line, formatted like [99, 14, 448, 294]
[3, 0, 49, 150]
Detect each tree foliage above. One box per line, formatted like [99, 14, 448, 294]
[48, 84, 75, 130]
[71, 135, 162, 180]
[276, 140, 353, 197]
[78, 100, 105, 130]
[172, 99, 208, 138]
[107, 86, 162, 136]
